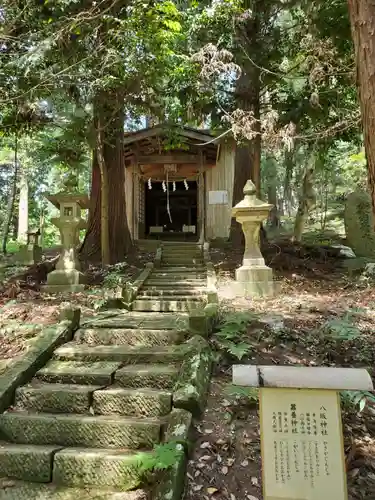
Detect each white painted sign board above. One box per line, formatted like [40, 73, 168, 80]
[232, 365, 374, 500]
[208, 190, 228, 205]
[260, 387, 347, 500]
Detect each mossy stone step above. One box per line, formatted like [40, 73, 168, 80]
[155, 267, 206, 272]
[0, 443, 61, 483]
[36, 360, 121, 385]
[137, 295, 204, 303]
[93, 387, 172, 417]
[54, 344, 187, 363]
[53, 447, 148, 489]
[115, 364, 179, 390]
[0, 412, 161, 449]
[0, 482, 146, 499]
[15, 383, 102, 414]
[132, 299, 202, 312]
[161, 262, 205, 266]
[145, 280, 206, 287]
[82, 311, 187, 330]
[75, 328, 184, 346]
[138, 289, 203, 297]
[152, 272, 206, 277]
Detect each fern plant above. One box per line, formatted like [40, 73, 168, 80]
[134, 442, 184, 472]
[321, 310, 362, 341]
[225, 384, 259, 402]
[341, 390, 375, 413]
[214, 311, 256, 360]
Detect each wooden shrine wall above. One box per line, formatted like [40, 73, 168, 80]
[205, 139, 235, 240]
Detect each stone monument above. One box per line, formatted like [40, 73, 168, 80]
[15, 229, 42, 265]
[344, 189, 375, 258]
[42, 191, 89, 293]
[231, 179, 274, 297]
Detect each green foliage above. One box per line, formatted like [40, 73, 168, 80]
[341, 390, 375, 413]
[320, 310, 362, 341]
[102, 264, 127, 289]
[214, 311, 256, 360]
[225, 384, 259, 402]
[135, 442, 184, 472]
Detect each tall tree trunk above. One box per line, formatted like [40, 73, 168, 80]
[96, 119, 111, 266]
[80, 154, 101, 261]
[2, 133, 19, 254]
[283, 148, 294, 217]
[17, 165, 28, 244]
[347, 0, 375, 223]
[230, 2, 262, 244]
[292, 165, 316, 243]
[80, 89, 133, 264]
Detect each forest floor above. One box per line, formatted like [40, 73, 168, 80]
[185, 243, 375, 500]
[0, 248, 152, 372]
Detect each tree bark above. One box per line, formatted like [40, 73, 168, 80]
[80, 90, 133, 264]
[347, 0, 375, 224]
[292, 165, 316, 243]
[17, 165, 28, 244]
[96, 119, 110, 266]
[230, 3, 262, 244]
[81, 153, 101, 261]
[2, 133, 19, 254]
[283, 148, 294, 217]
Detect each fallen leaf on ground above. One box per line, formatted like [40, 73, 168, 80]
[200, 442, 211, 449]
[251, 477, 259, 486]
[221, 466, 228, 475]
[207, 487, 219, 495]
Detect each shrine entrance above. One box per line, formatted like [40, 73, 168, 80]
[145, 180, 198, 240]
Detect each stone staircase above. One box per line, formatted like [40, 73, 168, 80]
[132, 242, 208, 313]
[0, 309, 195, 495]
[0, 243, 214, 498]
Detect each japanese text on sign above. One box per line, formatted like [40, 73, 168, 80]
[260, 388, 347, 500]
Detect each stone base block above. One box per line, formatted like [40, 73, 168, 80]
[0, 443, 60, 483]
[115, 364, 179, 390]
[42, 284, 85, 293]
[53, 448, 145, 489]
[93, 387, 172, 417]
[15, 244, 42, 265]
[232, 265, 274, 297]
[46, 269, 85, 286]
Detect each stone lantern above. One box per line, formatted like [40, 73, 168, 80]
[42, 192, 89, 293]
[231, 180, 274, 297]
[16, 229, 42, 265]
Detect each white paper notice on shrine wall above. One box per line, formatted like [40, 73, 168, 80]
[260, 388, 347, 500]
[208, 190, 228, 205]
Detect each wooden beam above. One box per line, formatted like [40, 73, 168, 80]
[138, 154, 198, 164]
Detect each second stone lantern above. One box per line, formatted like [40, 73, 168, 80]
[231, 179, 274, 297]
[43, 192, 89, 293]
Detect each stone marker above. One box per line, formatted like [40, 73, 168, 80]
[15, 229, 42, 265]
[231, 180, 274, 297]
[42, 192, 89, 293]
[233, 364, 373, 500]
[344, 189, 375, 258]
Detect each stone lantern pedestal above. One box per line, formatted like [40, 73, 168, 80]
[42, 192, 89, 293]
[231, 180, 274, 297]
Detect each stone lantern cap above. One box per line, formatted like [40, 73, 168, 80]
[46, 192, 89, 210]
[232, 180, 273, 218]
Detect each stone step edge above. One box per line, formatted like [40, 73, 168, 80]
[0, 411, 163, 449]
[15, 383, 173, 417]
[0, 443, 158, 490]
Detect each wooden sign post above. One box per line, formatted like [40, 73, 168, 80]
[232, 365, 373, 500]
